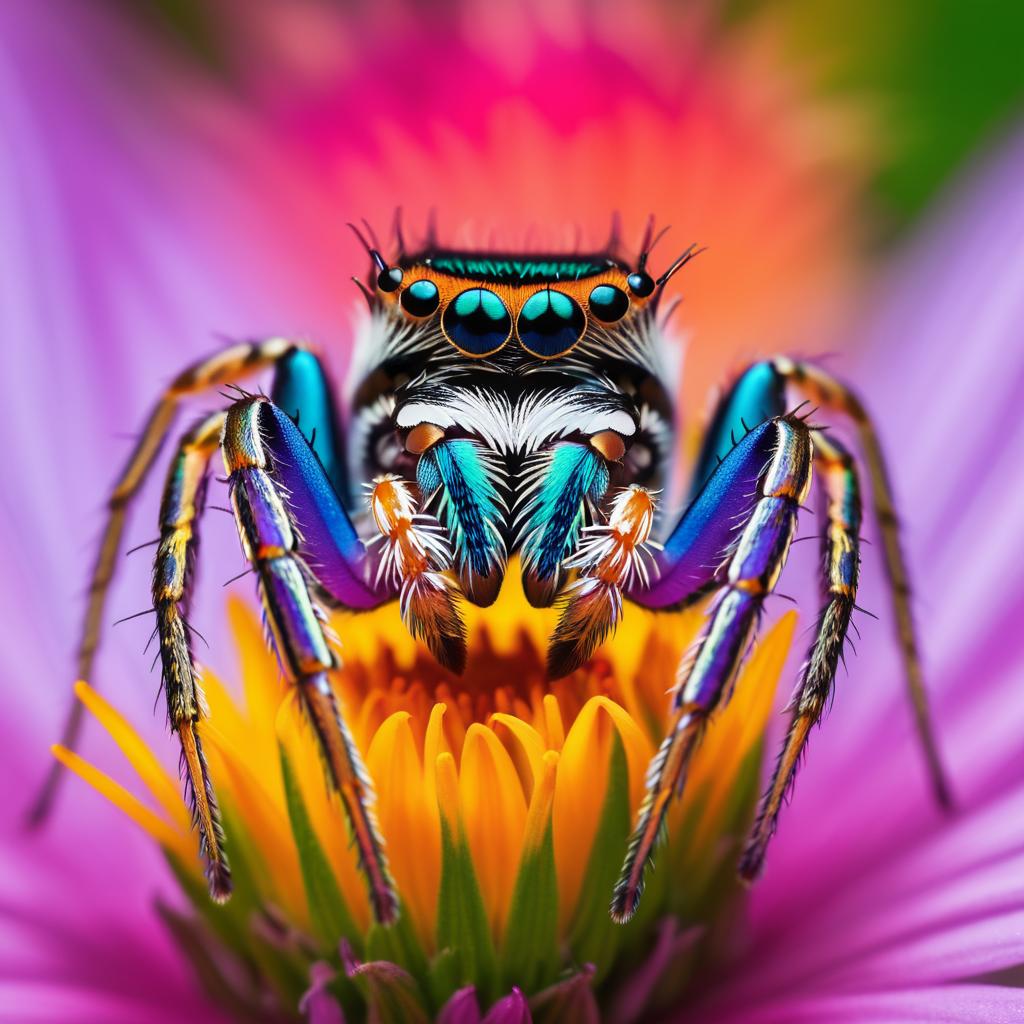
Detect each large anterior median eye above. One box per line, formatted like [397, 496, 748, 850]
[517, 289, 586, 358]
[442, 288, 512, 357]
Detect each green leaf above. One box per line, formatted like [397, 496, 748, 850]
[501, 814, 559, 993]
[567, 732, 635, 983]
[435, 814, 499, 1004]
[278, 745, 362, 953]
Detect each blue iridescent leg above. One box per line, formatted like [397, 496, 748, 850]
[612, 413, 812, 921]
[270, 346, 350, 503]
[223, 395, 399, 923]
[768, 357, 949, 807]
[739, 429, 861, 880]
[633, 361, 789, 610]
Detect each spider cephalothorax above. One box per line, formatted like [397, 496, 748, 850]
[42, 219, 948, 932]
[344, 231, 694, 671]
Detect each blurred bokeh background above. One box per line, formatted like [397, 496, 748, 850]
[138, 0, 1024, 225]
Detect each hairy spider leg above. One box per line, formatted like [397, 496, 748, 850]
[769, 356, 949, 808]
[223, 396, 399, 924]
[612, 415, 813, 923]
[152, 411, 232, 900]
[31, 338, 303, 824]
[739, 429, 861, 880]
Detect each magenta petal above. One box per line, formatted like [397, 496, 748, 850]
[610, 922, 701, 1023]
[299, 961, 345, 1024]
[701, 984, 1024, 1024]
[529, 965, 600, 1024]
[438, 987, 483, 1024]
[481, 987, 532, 1024]
[682, 126, 1024, 1024]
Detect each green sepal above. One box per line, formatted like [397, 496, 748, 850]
[165, 802, 308, 1008]
[366, 910, 431, 1006]
[501, 813, 559, 993]
[278, 744, 362, 954]
[435, 813, 499, 1004]
[427, 947, 460, 1011]
[345, 952, 430, 1024]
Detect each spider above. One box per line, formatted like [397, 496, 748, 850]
[35, 218, 949, 926]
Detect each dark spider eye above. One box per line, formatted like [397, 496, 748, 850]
[517, 289, 586, 359]
[401, 279, 440, 317]
[626, 271, 656, 298]
[377, 266, 404, 292]
[442, 288, 512, 357]
[588, 284, 630, 323]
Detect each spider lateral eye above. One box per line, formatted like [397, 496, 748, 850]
[627, 271, 656, 298]
[588, 284, 630, 323]
[517, 289, 586, 359]
[441, 287, 512, 357]
[401, 279, 440, 317]
[377, 266, 404, 292]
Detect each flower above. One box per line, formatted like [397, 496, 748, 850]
[57, 579, 797, 1017]
[3, 1, 1024, 1022]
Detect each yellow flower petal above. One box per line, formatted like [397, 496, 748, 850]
[459, 724, 528, 938]
[367, 711, 440, 947]
[490, 712, 546, 798]
[228, 597, 285, 768]
[542, 694, 565, 750]
[275, 693, 370, 930]
[51, 744, 194, 868]
[521, 750, 559, 856]
[554, 696, 654, 924]
[72, 681, 189, 834]
[435, 750, 460, 833]
[200, 720, 307, 924]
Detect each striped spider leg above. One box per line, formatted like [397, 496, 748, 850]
[607, 358, 946, 921]
[31, 338, 300, 823]
[38, 338, 405, 922]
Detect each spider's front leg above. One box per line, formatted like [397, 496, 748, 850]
[149, 347, 405, 920]
[221, 395, 400, 923]
[611, 413, 813, 921]
[609, 357, 946, 920]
